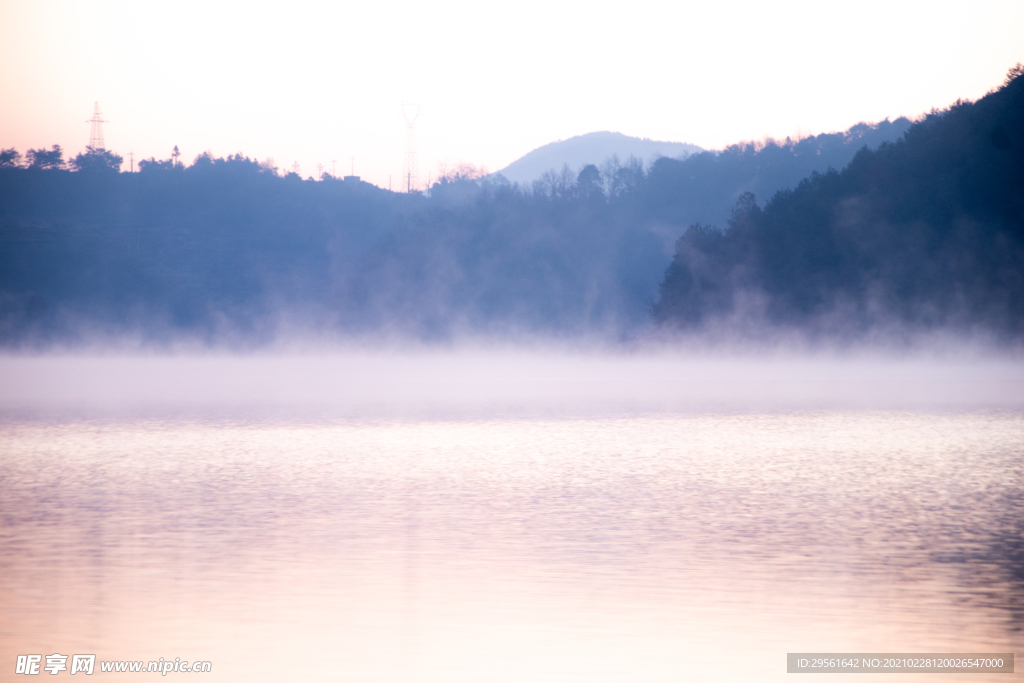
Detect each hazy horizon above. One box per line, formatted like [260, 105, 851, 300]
[2, 1, 1021, 188]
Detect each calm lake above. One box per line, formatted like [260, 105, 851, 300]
[1, 352, 1022, 682]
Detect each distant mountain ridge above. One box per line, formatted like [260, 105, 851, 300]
[495, 131, 702, 185]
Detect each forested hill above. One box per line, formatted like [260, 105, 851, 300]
[638, 117, 910, 230]
[0, 162, 410, 343]
[0, 101, 973, 345]
[654, 66, 1024, 337]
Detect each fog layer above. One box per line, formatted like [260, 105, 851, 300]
[3, 349, 1022, 418]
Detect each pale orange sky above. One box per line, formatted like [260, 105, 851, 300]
[1, 0, 1022, 188]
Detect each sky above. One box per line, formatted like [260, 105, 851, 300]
[1, 0, 1022, 189]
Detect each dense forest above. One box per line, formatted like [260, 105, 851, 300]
[0, 68, 1019, 346]
[654, 66, 1024, 338]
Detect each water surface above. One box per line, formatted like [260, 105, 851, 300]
[1, 354, 1022, 682]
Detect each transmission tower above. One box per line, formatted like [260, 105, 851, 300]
[401, 101, 420, 192]
[87, 102, 107, 150]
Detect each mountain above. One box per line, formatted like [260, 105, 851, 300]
[337, 118, 918, 337]
[2, 70, 1016, 346]
[640, 117, 912, 231]
[0, 118, 933, 344]
[494, 131, 702, 185]
[653, 66, 1024, 338]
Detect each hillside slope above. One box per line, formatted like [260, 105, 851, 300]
[654, 67, 1024, 337]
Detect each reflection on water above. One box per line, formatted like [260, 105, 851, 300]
[1, 411, 1022, 682]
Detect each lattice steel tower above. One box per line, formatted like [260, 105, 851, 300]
[87, 102, 107, 150]
[402, 102, 420, 193]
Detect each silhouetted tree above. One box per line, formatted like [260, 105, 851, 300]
[1003, 62, 1024, 88]
[138, 157, 175, 172]
[71, 146, 123, 173]
[259, 158, 278, 175]
[0, 148, 21, 168]
[576, 164, 603, 199]
[26, 145, 64, 170]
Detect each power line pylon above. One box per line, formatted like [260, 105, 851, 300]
[401, 101, 420, 193]
[87, 102, 107, 150]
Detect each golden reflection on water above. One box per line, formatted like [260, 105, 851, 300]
[1, 412, 1022, 682]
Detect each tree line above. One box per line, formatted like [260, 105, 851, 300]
[3, 70, 1015, 346]
[653, 64, 1024, 339]
[0, 145, 123, 173]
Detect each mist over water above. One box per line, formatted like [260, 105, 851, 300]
[1, 347, 1022, 682]
[2, 345, 1022, 418]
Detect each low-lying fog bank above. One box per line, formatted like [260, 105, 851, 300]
[2, 344, 1022, 419]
